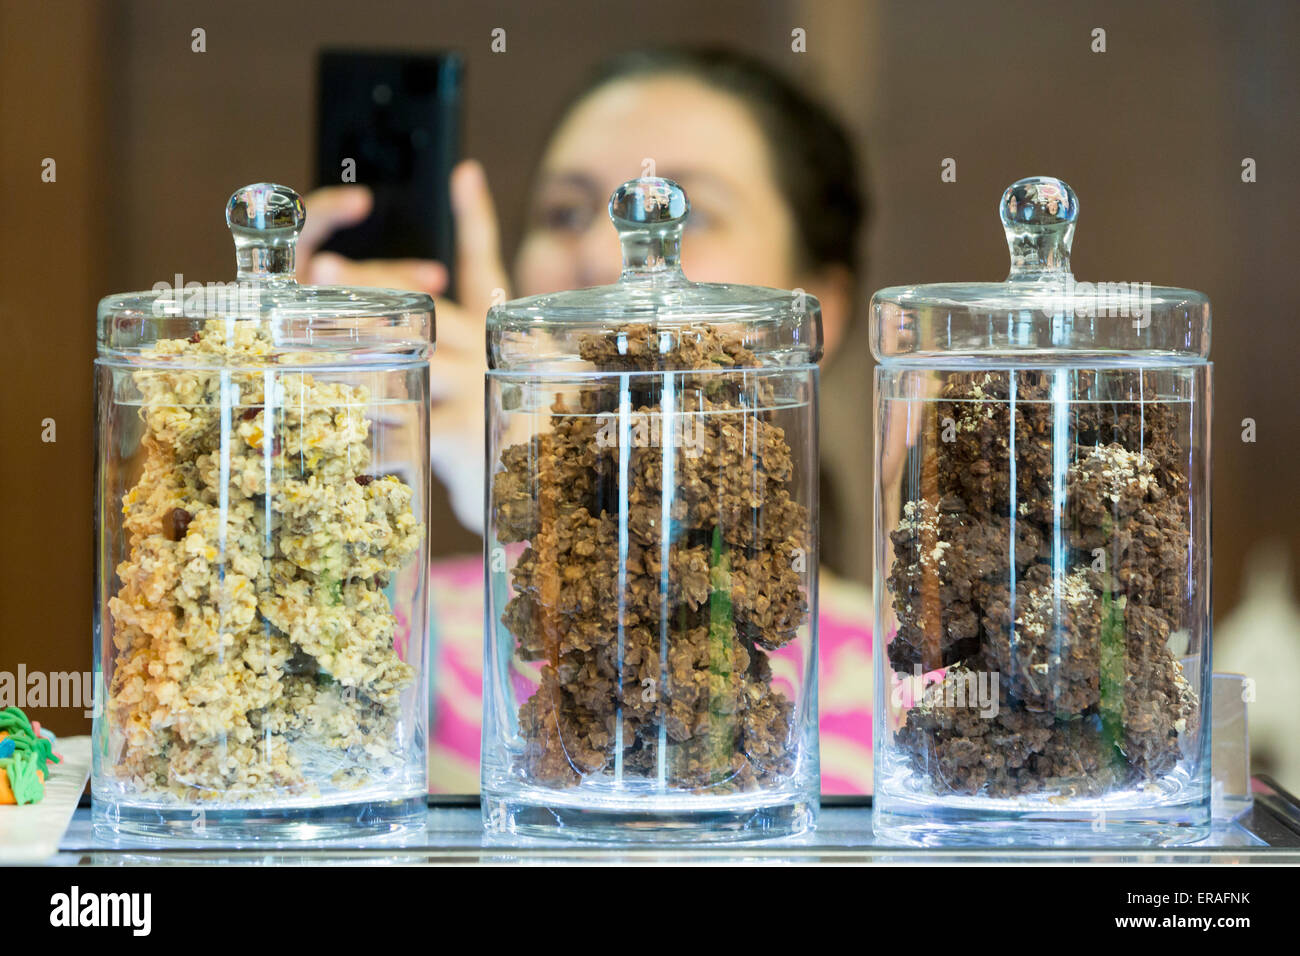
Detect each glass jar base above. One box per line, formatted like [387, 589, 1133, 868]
[92, 793, 426, 843]
[483, 791, 816, 844]
[872, 804, 1211, 848]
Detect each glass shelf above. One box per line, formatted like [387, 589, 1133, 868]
[51, 777, 1300, 865]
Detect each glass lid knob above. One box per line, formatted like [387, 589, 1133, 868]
[608, 177, 689, 280]
[225, 183, 306, 284]
[1000, 176, 1078, 281]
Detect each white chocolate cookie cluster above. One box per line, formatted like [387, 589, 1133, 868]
[107, 320, 422, 801]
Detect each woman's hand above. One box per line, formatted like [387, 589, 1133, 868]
[296, 161, 508, 535]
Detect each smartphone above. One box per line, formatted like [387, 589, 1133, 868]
[315, 50, 463, 295]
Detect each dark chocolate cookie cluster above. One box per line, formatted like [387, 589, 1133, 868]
[887, 369, 1199, 796]
[493, 324, 810, 791]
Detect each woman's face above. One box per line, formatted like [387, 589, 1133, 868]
[515, 74, 804, 295]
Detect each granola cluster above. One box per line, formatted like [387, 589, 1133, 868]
[107, 320, 421, 801]
[492, 324, 810, 791]
[887, 369, 1199, 797]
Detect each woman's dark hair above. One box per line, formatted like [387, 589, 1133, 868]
[570, 47, 868, 279]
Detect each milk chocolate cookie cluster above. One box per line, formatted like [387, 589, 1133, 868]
[887, 369, 1198, 796]
[107, 320, 421, 801]
[493, 324, 810, 791]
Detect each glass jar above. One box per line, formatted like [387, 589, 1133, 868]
[92, 184, 433, 840]
[872, 177, 1211, 845]
[482, 178, 820, 841]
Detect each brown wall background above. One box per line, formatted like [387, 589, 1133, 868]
[3, 0, 1297, 737]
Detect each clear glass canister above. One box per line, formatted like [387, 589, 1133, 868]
[93, 184, 433, 839]
[872, 177, 1211, 845]
[482, 178, 820, 841]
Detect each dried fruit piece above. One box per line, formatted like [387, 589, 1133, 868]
[162, 507, 192, 541]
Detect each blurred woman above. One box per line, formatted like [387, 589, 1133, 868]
[297, 48, 875, 793]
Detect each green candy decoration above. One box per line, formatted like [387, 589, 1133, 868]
[0, 706, 60, 804]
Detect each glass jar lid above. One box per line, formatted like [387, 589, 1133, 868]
[870, 176, 1210, 364]
[97, 183, 434, 364]
[487, 177, 822, 372]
